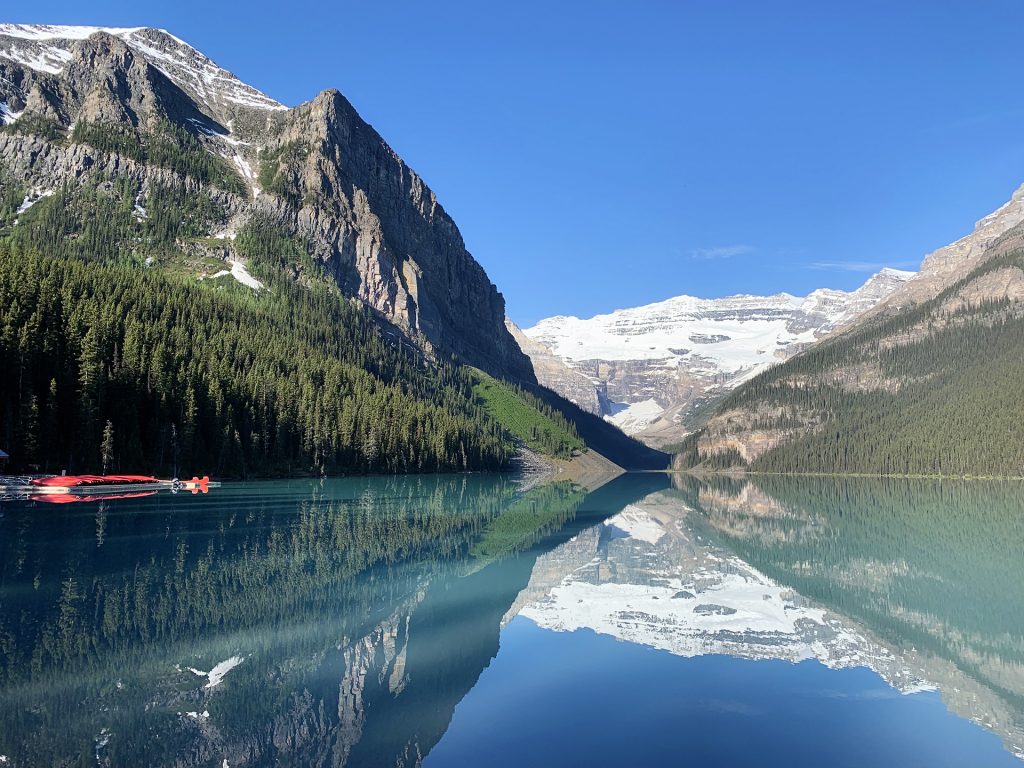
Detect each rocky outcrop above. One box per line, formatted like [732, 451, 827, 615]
[262, 89, 535, 381]
[505, 319, 600, 412]
[0, 24, 534, 383]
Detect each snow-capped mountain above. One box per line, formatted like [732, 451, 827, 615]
[519, 267, 914, 446]
[0, 24, 285, 117]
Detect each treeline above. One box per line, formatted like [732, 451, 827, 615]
[680, 246, 1024, 478]
[0, 247, 518, 475]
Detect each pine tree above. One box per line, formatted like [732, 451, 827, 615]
[101, 420, 115, 475]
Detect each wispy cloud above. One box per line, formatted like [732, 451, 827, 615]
[690, 244, 755, 260]
[807, 260, 918, 273]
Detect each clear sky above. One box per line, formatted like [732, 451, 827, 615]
[14, 1, 1024, 325]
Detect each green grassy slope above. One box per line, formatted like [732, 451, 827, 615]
[469, 368, 585, 459]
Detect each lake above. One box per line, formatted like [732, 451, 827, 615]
[0, 472, 1021, 766]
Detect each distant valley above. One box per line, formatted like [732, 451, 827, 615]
[512, 267, 913, 447]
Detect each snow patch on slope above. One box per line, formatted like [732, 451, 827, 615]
[0, 101, 23, 124]
[228, 260, 263, 290]
[231, 154, 259, 196]
[0, 43, 71, 74]
[16, 188, 55, 214]
[606, 398, 664, 432]
[0, 24, 143, 40]
[204, 260, 264, 291]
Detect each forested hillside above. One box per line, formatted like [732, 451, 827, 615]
[0, 27, 676, 476]
[675, 233, 1024, 477]
[0, 246, 524, 475]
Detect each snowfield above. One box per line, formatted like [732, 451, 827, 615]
[187, 655, 245, 689]
[205, 261, 265, 291]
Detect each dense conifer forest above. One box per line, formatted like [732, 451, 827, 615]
[0, 247, 520, 475]
[0, 156, 587, 476]
[676, 246, 1024, 478]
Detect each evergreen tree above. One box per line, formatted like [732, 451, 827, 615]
[101, 420, 115, 474]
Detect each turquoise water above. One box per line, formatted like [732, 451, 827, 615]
[0, 473, 1021, 766]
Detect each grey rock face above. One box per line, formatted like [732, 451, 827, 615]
[266, 89, 535, 382]
[0, 24, 534, 383]
[862, 182, 1024, 318]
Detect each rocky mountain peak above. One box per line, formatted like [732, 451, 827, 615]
[0, 24, 285, 128]
[0, 21, 534, 384]
[64, 34, 183, 129]
[866, 182, 1024, 316]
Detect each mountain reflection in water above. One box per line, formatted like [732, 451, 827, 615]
[1, 473, 1021, 766]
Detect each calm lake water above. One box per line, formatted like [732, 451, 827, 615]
[0, 472, 1022, 766]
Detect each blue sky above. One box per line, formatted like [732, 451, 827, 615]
[16, 1, 1024, 324]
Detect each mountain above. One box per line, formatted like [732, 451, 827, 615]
[0, 23, 668, 475]
[0, 23, 532, 381]
[517, 268, 913, 447]
[0, 23, 666, 476]
[676, 184, 1024, 476]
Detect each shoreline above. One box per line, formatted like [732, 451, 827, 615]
[666, 469, 1024, 482]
